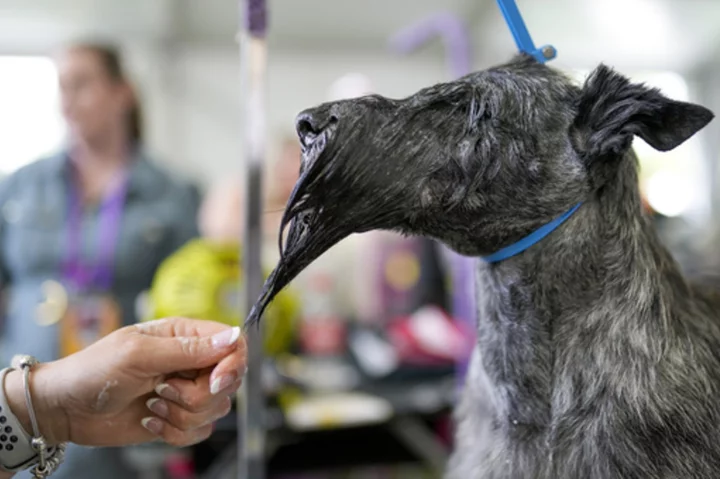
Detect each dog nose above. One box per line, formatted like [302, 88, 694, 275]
[295, 108, 337, 146]
[295, 114, 318, 146]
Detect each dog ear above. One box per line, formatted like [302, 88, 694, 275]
[572, 65, 714, 159]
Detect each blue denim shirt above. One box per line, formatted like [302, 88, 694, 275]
[0, 151, 200, 479]
[0, 151, 200, 362]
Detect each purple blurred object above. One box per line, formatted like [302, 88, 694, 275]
[376, 237, 424, 322]
[390, 11, 477, 392]
[446, 251, 476, 389]
[244, 0, 268, 37]
[389, 11, 472, 80]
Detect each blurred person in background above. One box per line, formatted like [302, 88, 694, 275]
[0, 41, 200, 479]
[263, 135, 302, 252]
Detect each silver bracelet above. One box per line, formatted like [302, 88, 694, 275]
[0, 355, 67, 478]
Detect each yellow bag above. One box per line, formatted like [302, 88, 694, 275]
[143, 239, 299, 356]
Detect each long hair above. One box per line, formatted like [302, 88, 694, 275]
[66, 41, 143, 144]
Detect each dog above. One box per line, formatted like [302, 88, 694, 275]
[248, 54, 718, 478]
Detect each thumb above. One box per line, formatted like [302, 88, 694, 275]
[138, 326, 243, 374]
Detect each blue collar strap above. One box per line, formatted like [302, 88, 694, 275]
[482, 202, 583, 263]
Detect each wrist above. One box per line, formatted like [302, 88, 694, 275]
[4, 363, 69, 446]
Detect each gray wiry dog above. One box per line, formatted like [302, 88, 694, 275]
[248, 54, 719, 478]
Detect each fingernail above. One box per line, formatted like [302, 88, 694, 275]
[141, 417, 163, 435]
[155, 383, 180, 402]
[146, 398, 169, 418]
[210, 374, 236, 395]
[211, 327, 241, 349]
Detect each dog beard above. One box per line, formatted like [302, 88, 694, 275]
[245, 119, 403, 328]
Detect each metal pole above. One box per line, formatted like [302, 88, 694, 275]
[237, 0, 267, 478]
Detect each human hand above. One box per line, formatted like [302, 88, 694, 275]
[5, 318, 246, 448]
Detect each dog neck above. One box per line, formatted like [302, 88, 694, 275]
[471, 156, 692, 432]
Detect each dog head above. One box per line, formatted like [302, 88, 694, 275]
[247, 54, 713, 326]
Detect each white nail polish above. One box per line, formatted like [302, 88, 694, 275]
[146, 398, 169, 418]
[229, 326, 241, 345]
[141, 417, 162, 435]
[155, 384, 168, 395]
[210, 378, 222, 395]
[211, 326, 242, 349]
[211, 374, 236, 395]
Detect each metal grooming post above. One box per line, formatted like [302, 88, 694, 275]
[238, 0, 267, 478]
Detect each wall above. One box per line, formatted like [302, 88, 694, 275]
[146, 43, 720, 224]
[2, 0, 720, 196]
[3, 33, 720, 220]
[690, 54, 720, 222]
[154, 45, 449, 187]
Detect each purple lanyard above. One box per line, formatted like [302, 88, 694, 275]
[62, 172, 129, 293]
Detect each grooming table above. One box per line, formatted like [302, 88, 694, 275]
[198, 360, 455, 478]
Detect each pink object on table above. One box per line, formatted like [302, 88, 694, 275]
[165, 454, 196, 479]
[387, 306, 475, 366]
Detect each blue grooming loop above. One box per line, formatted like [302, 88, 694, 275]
[496, 0, 556, 63]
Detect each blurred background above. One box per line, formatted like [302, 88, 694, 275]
[1, 0, 720, 478]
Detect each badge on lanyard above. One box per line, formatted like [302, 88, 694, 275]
[59, 293, 122, 357]
[45, 169, 129, 357]
[35, 280, 68, 327]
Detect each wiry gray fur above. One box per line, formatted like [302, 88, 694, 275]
[248, 54, 717, 478]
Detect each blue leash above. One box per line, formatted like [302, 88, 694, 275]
[495, 0, 556, 64]
[481, 0, 574, 264]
